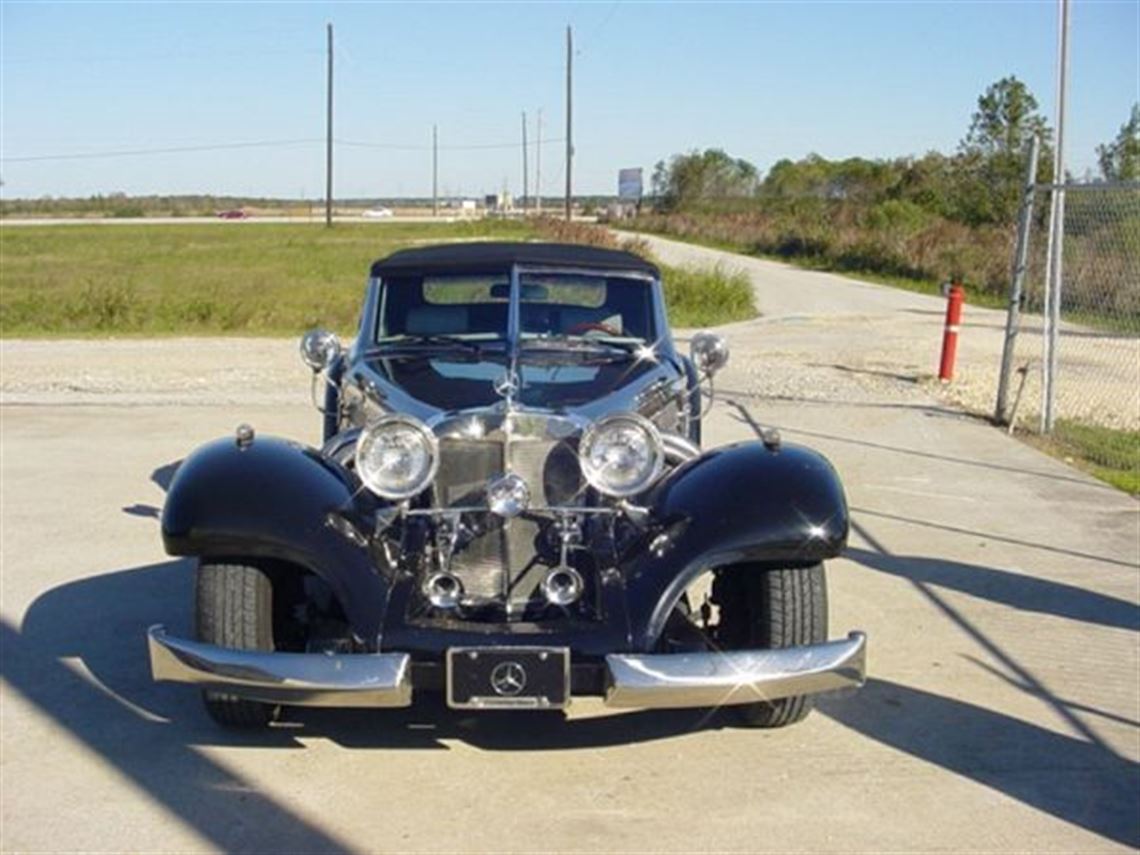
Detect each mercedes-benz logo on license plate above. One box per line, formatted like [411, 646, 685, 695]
[490, 661, 527, 696]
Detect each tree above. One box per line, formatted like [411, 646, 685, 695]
[651, 149, 760, 210]
[961, 75, 1050, 158]
[957, 76, 1053, 225]
[1097, 104, 1140, 181]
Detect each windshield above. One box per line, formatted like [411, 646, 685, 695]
[373, 269, 654, 345]
[375, 272, 510, 342]
[517, 271, 654, 343]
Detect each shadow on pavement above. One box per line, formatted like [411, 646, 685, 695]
[850, 506, 1138, 570]
[819, 679, 1140, 848]
[121, 461, 181, 520]
[7, 559, 731, 749]
[846, 546, 1140, 631]
[720, 389, 971, 419]
[6, 557, 1139, 847]
[729, 400, 1120, 492]
[0, 561, 350, 853]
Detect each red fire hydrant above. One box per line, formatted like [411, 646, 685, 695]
[938, 281, 965, 382]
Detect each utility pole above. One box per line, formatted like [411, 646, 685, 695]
[324, 23, 334, 227]
[432, 124, 439, 217]
[564, 25, 573, 222]
[535, 108, 542, 214]
[521, 111, 529, 212]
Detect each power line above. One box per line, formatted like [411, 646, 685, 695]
[0, 139, 323, 163]
[337, 137, 566, 152]
[1, 136, 569, 163]
[1, 48, 323, 65]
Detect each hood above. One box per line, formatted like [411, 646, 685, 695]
[358, 349, 674, 418]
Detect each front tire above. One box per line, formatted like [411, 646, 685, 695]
[712, 563, 828, 728]
[195, 561, 280, 728]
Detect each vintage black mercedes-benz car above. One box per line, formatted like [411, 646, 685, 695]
[148, 242, 865, 728]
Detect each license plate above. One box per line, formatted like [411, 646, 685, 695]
[446, 647, 570, 710]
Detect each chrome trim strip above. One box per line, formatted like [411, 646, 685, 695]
[603, 632, 866, 709]
[147, 625, 413, 708]
[661, 432, 700, 464]
[404, 505, 620, 516]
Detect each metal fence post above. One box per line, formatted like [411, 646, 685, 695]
[995, 136, 1040, 425]
[1042, 0, 1071, 434]
[1042, 183, 1066, 433]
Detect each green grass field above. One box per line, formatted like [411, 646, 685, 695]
[1046, 420, 1140, 495]
[0, 221, 530, 336]
[0, 221, 756, 336]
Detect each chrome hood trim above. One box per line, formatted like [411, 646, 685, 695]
[429, 407, 586, 443]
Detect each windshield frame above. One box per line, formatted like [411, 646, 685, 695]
[368, 264, 659, 354]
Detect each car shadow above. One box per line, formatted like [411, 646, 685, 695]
[818, 679, 1140, 848]
[10, 559, 735, 751]
[120, 460, 181, 520]
[846, 546, 1140, 631]
[0, 561, 352, 853]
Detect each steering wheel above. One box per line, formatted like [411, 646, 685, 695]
[567, 320, 622, 337]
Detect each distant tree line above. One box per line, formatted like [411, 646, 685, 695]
[651, 77, 1133, 222]
[633, 77, 1138, 300]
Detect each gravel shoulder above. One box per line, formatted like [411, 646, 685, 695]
[638, 233, 1140, 431]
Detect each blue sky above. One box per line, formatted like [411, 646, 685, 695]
[1, 1, 1137, 199]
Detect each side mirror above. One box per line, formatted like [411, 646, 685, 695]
[690, 332, 729, 377]
[300, 329, 342, 372]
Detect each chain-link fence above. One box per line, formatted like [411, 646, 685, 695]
[999, 182, 1140, 475]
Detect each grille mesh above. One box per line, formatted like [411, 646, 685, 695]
[434, 426, 582, 606]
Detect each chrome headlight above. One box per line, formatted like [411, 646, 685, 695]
[354, 415, 439, 500]
[579, 413, 665, 497]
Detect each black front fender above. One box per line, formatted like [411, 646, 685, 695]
[622, 440, 849, 650]
[162, 435, 389, 643]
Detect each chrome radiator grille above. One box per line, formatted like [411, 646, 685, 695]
[433, 415, 584, 606]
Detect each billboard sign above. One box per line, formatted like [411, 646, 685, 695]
[618, 167, 643, 200]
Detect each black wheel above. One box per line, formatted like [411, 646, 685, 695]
[195, 561, 280, 728]
[712, 563, 828, 728]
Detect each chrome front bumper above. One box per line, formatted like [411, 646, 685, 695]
[604, 632, 866, 708]
[147, 626, 413, 707]
[148, 625, 866, 710]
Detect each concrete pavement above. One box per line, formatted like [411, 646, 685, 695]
[1, 240, 1138, 852]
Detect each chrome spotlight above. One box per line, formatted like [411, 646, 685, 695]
[541, 566, 584, 606]
[424, 572, 463, 609]
[299, 328, 342, 372]
[690, 331, 729, 377]
[487, 472, 530, 518]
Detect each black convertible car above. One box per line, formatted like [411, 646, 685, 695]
[148, 242, 865, 728]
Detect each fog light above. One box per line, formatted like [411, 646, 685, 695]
[542, 566, 583, 606]
[487, 473, 530, 518]
[424, 572, 463, 609]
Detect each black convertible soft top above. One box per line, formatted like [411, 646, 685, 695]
[370, 241, 659, 278]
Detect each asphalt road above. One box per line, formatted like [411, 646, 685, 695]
[2, 237, 1138, 853]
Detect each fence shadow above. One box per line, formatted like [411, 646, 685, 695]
[846, 546, 1140, 631]
[818, 678, 1140, 848]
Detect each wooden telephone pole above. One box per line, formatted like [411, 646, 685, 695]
[564, 26, 573, 221]
[324, 23, 333, 228]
